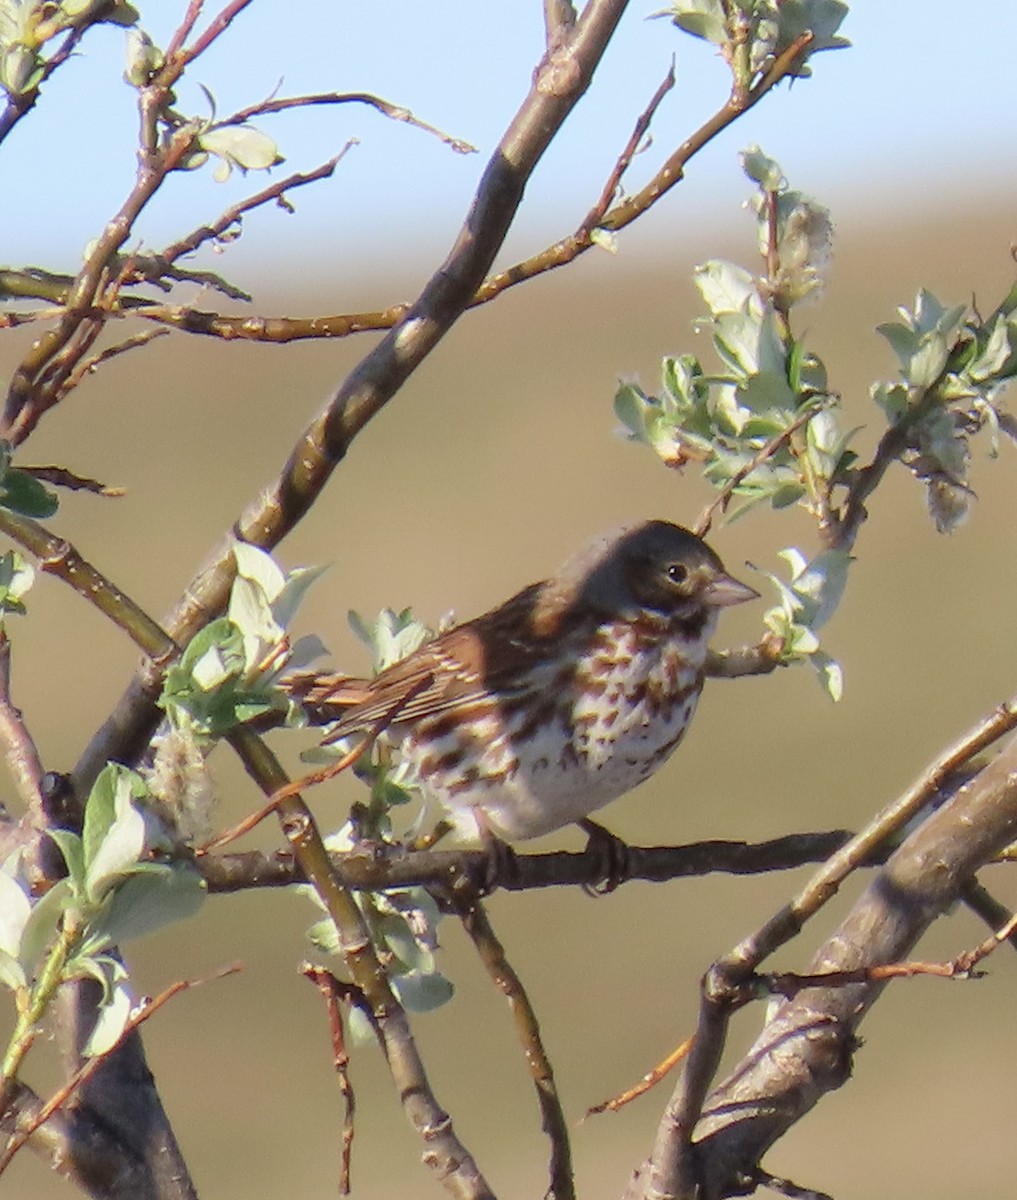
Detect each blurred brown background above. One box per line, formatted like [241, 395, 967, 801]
[4, 192, 1017, 1200]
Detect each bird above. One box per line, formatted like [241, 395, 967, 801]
[303, 520, 757, 845]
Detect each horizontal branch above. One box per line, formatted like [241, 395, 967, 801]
[199, 829, 862, 896]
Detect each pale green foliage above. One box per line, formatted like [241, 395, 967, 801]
[0, 0, 136, 97]
[871, 287, 1017, 532]
[665, 0, 849, 82]
[161, 542, 327, 738]
[615, 149, 838, 518]
[0, 765, 204, 1069]
[301, 608, 455, 1017]
[0, 548, 33, 619]
[120, 26, 283, 182]
[306, 829, 453, 1027]
[306, 606, 437, 820]
[760, 548, 849, 700]
[615, 147, 1017, 700]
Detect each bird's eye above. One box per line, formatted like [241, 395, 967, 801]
[666, 562, 688, 585]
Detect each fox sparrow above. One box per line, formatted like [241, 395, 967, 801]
[313, 521, 757, 842]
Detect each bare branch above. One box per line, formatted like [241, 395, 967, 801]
[684, 735, 1017, 1199]
[219, 92, 475, 155]
[577, 58, 675, 238]
[0, 633, 45, 818]
[624, 720, 1017, 1200]
[0, 510, 175, 660]
[126, 33, 812, 347]
[301, 966, 361, 1194]
[198, 829, 864, 896]
[21, 465, 125, 497]
[145, 147, 358, 272]
[457, 898, 574, 1200]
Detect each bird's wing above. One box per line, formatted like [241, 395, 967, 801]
[319, 582, 576, 739]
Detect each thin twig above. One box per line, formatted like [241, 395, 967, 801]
[694, 402, 822, 537]
[0, 509, 176, 660]
[170, 0, 255, 71]
[457, 898, 574, 1200]
[586, 1035, 694, 1117]
[0, 633, 45, 819]
[148, 147, 358, 271]
[219, 92, 475, 155]
[301, 965, 361, 1195]
[57, 328, 170, 398]
[0, 964, 241, 1175]
[129, 33, 814, 347]
[21, 466, 124, 497]
[577, 59, 675, 237]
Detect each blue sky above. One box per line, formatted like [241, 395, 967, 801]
[2, 3, 1015, 281]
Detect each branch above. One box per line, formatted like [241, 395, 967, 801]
[0, 510, 175, 660]
[622, 702, 1017, 1200]
[685, 734, 1017, 1199]
[457, 898, 574, 1200]
[0, 632, 45, 819]
[71, 0, 634, 797]
[218, 92, 475, 155]
[127, 32, 811, 345]
[198, 829, 863, 896]
[0, 966, 240, 1176]
[227, 726, 494, 1200]
[139, 147, 358, 275]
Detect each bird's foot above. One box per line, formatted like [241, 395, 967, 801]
[475, 811, 521, 894]
[579, 818, 631, 895]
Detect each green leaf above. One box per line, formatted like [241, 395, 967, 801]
[83, 865, 205, 951]
[48, 828, 85, 893]
[0, 869, 30, 960]
[811, 651, 844, 701]
[0, 549, 33, 616]
[81, 978, 132, 1057]
[392, 969, 454, 1012]
[693, 260, 757, 317]
[0, 469, 57, 518]
[0, 948, 25, 992]
[774, 0, 850, 59]
[83, 765, 149, 902]
[667, 0, 727, 45]
[272, 562, 329, 632]
[741, 144, 784, 191]
[198, 125, 283, 179]
[19, 878, 73, 976]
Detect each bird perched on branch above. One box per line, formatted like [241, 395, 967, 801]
[294, 520, 757, 845]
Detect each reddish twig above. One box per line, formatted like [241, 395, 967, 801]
[694, 401, 824, 538]
[577, 58, 676, 238]
[0, 964, 241, 1175]
[146, 146, 358, 272]
[302, 965, 365, 1195]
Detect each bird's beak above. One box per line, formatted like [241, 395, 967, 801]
[703, 571, 759, 607]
